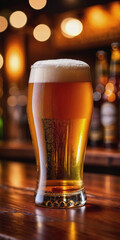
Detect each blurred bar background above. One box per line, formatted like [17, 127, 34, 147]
[0, 0, 120, 174]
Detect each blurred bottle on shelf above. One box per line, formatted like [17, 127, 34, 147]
[101, 42, 120, 148]
[0, 75, 3, 140]
[89, 51, 108, 147]
[6, 83, 29, 141]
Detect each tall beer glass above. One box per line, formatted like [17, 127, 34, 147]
[27, 59, 93, 208]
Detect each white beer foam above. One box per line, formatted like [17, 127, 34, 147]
[29, 59, 91, 83]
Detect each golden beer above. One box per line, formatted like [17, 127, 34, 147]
[27, 59, 93, 208]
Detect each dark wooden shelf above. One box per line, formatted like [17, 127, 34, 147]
[85, 147, 120, 168]
[0, 141, 120, 168]
[0, 141, 34, 160]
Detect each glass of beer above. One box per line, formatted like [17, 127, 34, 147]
[27, 59, 93, 208]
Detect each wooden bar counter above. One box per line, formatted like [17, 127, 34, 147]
[0, 160, 120, 240]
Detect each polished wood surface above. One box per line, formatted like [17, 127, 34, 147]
[0, 160, 120, 240]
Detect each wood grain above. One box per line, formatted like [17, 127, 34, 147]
[0, 160, 120, 240]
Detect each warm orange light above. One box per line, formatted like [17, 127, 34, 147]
[8, 163, 24, 187]
[29, 0, 47, 10]
[104, 89, 112, 97]
[101, 76, 108, 85]
[69, 222, 76, 240]
[105, 83, 114, 92]
[87, 6, 109, 28]
[0, 54, 4, 69]
[33, 24, 51, 42]
[61, 17, 83, 38]
[0, 16, 8, 32]
[5, 40, 25, 81]
[108, 93, 116, 102]
[10, 54, 20, 72]
[9, 11, 27, 28]
[110, 2, 120, 20]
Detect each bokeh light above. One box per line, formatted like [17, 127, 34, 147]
[0, 54, 4, 69]
[101, 76, 108, 85]
[105, 82, 116, 100]
[9, 85, 20, 96]
[110, 1, 120, 21]
[61, 17, 83, 38]
[106, 83, 114, 92]
[5, 41, 25, 81]
[109, 77, 116, 85]
[96, 83, 104, 94]
[7, 96, 17, 107]
[17, 95, 27, 106]
[108, 93, 116, 102]
[9, 52, 21, 75]
[104, 89, 112, 97]
[9, 11, 27, 28]
[0, 16, 8, 32]
[33, 24, 51, 42]
[87, 6, 109, 28]
[93, 91, 101, 101]
[29, 0, 47, 10]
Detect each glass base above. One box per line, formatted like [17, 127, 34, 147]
[35, 188, 86, 208]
